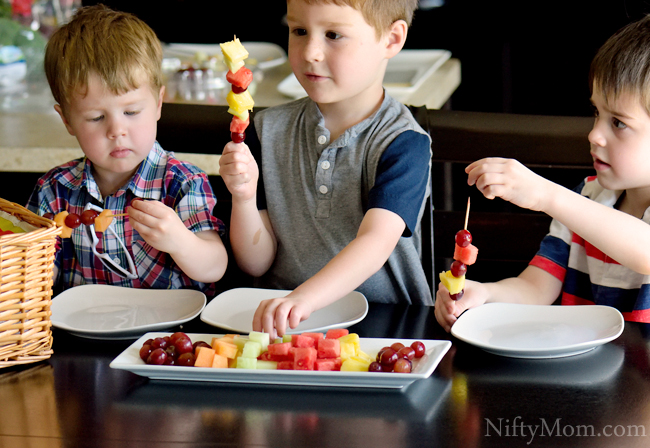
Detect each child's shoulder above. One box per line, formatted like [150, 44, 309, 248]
[36, 157, 85, 187]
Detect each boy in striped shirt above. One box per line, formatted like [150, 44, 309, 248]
[436, 15, 650, 331]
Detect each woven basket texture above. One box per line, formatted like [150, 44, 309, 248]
[0, 198, 60, 368]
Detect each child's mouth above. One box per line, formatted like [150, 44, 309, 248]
[111, 148, 131, 158]
[592, 155, 611, 171]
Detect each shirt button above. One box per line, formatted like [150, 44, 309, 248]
[319, 185, 328, 194]
[317, 135, 327, 145]
[321, 161, 331, 170]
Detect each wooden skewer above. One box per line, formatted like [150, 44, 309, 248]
[464, 197, 471, 231]
[110, 213, 129, 218]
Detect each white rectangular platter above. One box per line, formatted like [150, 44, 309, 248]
[110, 332, 452, 389]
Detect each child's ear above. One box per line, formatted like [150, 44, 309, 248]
[385, 19, 408, 59]
[155, 86, 165, 121]
[54, 104, 76, 136]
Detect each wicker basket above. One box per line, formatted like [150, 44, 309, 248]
[0, 198, 60, 368]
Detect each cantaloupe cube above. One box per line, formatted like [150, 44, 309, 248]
[454, 243, 478, 265]
[194, 347, 215, 368]
[248, 331, 270, 351]
[256, 360, 278, 370]
[211, 353, 228, 368]
[236, 357, 257, 369]
[341, 356, 371, 372]
[242, 341, 263, 359]
[439, 270, 465, 295]
[338, 333, 360, 355]
[214, 340, 239, 359]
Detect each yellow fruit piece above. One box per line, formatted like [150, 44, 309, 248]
[227, 107, 249, 121]
[439, 270, 465, 295]
[356, 350, 373, 364]
[338, 333, 360, 355]
[340, 341, 356, 361]
[226, 90, 254, 115]
[341, 356, 371, 372]
[220, 37, 249, 65]
[224, 59, 245, 74]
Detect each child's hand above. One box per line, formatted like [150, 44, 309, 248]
[434, 280, 488, 332]
[219, 141, 259, 204]
[127, 200, 189, 254]
[466, 158, 552, 212]
[252, 294, 314, 339]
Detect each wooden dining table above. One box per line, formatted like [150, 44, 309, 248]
[1, 302, 649, 448]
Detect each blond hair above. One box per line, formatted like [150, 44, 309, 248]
[288, 0, 419, 38]
[589, 15, 650, 114]
[44, 4, 162, 111]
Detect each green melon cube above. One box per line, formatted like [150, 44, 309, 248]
[256, 360, 278, 370]
[236, 357, 257, 369]
[242, 341, 262, 358]
[249, 330, 270, 351]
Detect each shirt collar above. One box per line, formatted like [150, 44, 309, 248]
[54, 142, 165, 201]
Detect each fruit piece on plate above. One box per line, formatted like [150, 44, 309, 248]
[211, 353, 229, 369]
[338, 333, 360, 355]
[293, 347, 317, 370]
[277, 360, 294, 370]
[268, 341, 292, 358]
[325, 328, 349, 339]
[256, 360, 278, 370]
[454, 243, 478, 265]
[236, 357, 257, 369]
[339, 341, 356, 361]
[292, 334, 316, 348]
[194, 346, 216, 368]
[317, 338, 340, 359]
[439, 270, 465, 295]
[226, 67, 253, 90]
[341, 356, 371, 372]
[242, 341, 263, 359]
[248, 331, 270, 351]
[220, 37, 249, 73]
[213, 339, 238, 359]
[314, 358, 342, 371]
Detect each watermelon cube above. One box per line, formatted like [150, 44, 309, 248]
[325, 329, 349, 339]
[277, 361, 294, 370]
[293, 347, 317, 370]
[268, 342, 292, 357]
[230, 115, 250, 133]
[454, 243, 478, 265]
[291, 334, 316, 348]
[317, 338, 341, 359]
[226, 67, 253, 89]
[258, 351, 273, 361]
[302, 332, 325, 343]
[314, 358, 342, 371]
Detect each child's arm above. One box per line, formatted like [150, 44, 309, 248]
[252, 207, 406, 337]
[219, 141, 277, 275]
[434, 266, 562, 332]
[467, 157, 650, 274]
[127, 200, 227, 282]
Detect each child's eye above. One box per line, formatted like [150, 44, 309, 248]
[292, 28, 307, 37]
[89, 115, 104, 122]
[125, 110, 139, 116]
[325, 31, 342, 40]
[612, 117, 627, 129]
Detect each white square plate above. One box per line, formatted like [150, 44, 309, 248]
[51, 285, 206, 340]
[201, 288, 368, 334]
[110, 332, 452, 389]
[451, 303, 624, 359]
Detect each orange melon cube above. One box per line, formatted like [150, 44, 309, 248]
[194, 347, 215, 367]
[214, 340, 239, 359]
[211, 353, 229, 369]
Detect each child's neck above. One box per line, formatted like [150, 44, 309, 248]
[617, 189, 650, 219]
[317, 90, 385, 142]
[92, 167, 137, 198]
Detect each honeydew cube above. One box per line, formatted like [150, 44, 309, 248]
[232, 335, 249, 351]
[241, 341, 263, 359]
[236, 356, 257, 369]
[226, 90, 254, 115]
[439, 270, 465, 295]
[227, 107, 249, 121]
[282, 334, 292, 343]
[211, 353, 229, 368]
[341, 356, 371, 372]
[228, 351, 242, 368]
[340, 341, 356, 361]
[256, 360, 278, 370]
[248, 331, 270, 351]
[338, 333, 360, 355]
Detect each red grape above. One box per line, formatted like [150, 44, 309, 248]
[193, 341, 211, 353]
[411, 341, 426, 358]
[380, 348, 398, 365]
[147, 348, 168, 365]
[165, 345, 179, 359]
[455, 229, 472, 247]
[231, 85, 247, 94]
[169, 332, 189, 345]
[151, 337, 168, 350]
[450, 290, 464, 301]
[174, 336, 194, 355]
[390, 342, 405, 351]
[80, 210, 99, 226]
[450, 260, 467, 277]
[368, 362, 383, 372]
[139, 344, 152, 362]
[177, 352, 196, 367]
[394, 358, 412, 373]
[231, 132, 246, 143]
[397, 346, 415, 361]
[64, 213, 81, 229]
[163, 356, 176, 365]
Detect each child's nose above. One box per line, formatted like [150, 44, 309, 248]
[107, 117, 126, 139]
[588, 119, 606, 147]
[303, 37, 324, 62]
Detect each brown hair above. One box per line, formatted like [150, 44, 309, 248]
[287, 0, 419, 38]
[44, 4, 162, 111]
[589, 15, 650, 113]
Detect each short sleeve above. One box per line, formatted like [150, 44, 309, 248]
[367, 130, 430, 237]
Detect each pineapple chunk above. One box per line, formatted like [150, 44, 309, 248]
[341, 356, 371, 372]
[439, 270, 465, 295]
[220, 37, 249, 65]
[227, 108, 249, 121]
[338, 333, 360, 355]
[226, 90, 255, 115]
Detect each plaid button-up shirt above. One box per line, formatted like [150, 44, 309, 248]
[27, 142, 224, 296]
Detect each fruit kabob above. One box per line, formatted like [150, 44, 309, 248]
[51, 209, 126, 238]
[439, 198, 479, 300]
[220, 37, 254, 144]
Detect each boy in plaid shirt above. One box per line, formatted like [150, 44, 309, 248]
[27, 5, 227, 293]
